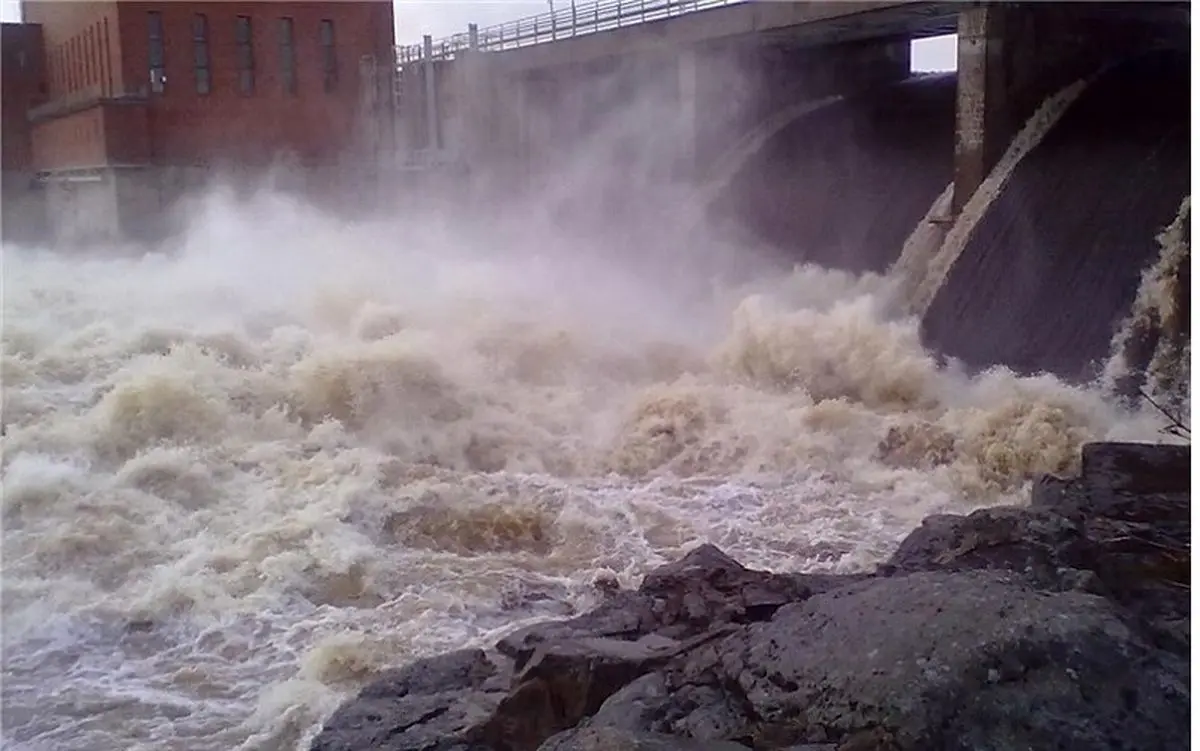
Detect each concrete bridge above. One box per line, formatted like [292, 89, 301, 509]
[380, 0, 1187, 213]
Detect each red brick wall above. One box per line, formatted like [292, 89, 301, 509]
[31, 106, 106, 169]
[22, 2, 125, 99]
[29, 100, 153, 171]
[116, 1, 395, 166]
[1, 23, 46, 171]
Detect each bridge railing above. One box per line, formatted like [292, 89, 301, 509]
[395, 0, 745, 65]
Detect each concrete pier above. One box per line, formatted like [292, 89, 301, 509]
[951, 3, 1182, 212]
[953, 5, 1008, 215]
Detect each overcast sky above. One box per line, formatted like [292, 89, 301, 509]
[0, 1, 957, 69]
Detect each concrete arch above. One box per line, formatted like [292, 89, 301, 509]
[692, 93, 845, 212]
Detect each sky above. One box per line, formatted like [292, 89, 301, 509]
[0, 1, 958, 70]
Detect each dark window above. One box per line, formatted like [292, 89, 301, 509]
[319, 19, 337, 92]
[148, 11, 165, 93]
[235, 15, 255, 94]
[193, 14, 211, 94]
[278, 17, 296, 95]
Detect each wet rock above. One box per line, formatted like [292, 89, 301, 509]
[496, 590, 661, 669]
[1079, 441, 1189, 495]
[879, 505, 1092, 589]
[881, 443, 1190, 654]
[483, 629, 741, 751]
[498, 545, 848, 670]
[310, 648, 512, 751]
[1028, 472, 1083, 509]
[637, 544, 820, 636]
[634, 571, 1188, 750]
[497, 577, 576, 619]
[311, 443, 1190, 751]
[538, 725, 751, 750]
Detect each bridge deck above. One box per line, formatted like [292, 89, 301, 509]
[397, 0, 959, 70]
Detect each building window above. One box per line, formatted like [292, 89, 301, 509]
[235, 15, 255, 94]
[148, 11, 165, 93]
[319, 19, 337, 92]
[278, 17, 296, 95]
[193, 14, 211, 94]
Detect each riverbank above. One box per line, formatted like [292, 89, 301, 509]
[310, 441, 1190, 751]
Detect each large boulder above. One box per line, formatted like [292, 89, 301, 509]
[882, 442, 1189, 654]
[592, 570, 1189, 750]
[479, 631, 737, 751]
[312, 545, 841, 751]
[310, 443, 1190, 751]
[496, 545, 860, 670]
[538, 725, 752, 751]
[310, 648, 512, 751]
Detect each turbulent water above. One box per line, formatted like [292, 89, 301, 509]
[0, 172, 1179, 751]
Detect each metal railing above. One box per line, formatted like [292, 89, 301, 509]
[395, 0, 746, 64]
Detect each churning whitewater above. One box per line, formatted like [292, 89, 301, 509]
[0, 189, 1172, 751]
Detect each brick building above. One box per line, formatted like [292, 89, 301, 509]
[2, 1, 395, 246]
[1, 21, 48, 243]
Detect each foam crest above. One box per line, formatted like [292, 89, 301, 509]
[1103, 195, 1191, 412]
[717, 294, 939, 409]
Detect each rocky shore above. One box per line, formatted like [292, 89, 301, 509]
[310, 442, 1190, 751]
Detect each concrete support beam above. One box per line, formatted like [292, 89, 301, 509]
[953, 5, 1010, 215]
[422, 34, 440, 150]
[676, 48, 699, 181]
[951, 3, 1167, 213]
[454, 50, 489, 166]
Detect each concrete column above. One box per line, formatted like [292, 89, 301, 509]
[509, 73, 532, 193]
[676, 47, 699, 182]
[422, 34, 440, 151]
[455, 48, 498, 170]
[953, 5, 1012, 214]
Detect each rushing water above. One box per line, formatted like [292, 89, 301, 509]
[0, 177, 1178, 751]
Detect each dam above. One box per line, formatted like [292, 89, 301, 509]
[0, 2, 1190, 751]
[383, 0, 1189, 383]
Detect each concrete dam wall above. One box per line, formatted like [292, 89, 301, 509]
[715, 72, 956, 275]
[713, 47, 1190, 384]
[921, 48, 1191, 381]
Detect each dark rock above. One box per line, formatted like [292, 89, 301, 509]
[537, 725, 751, 750]
[1079, 441, 1189, 494]
[1028, 473, 1081, 509]
[497, 590, 661, 670]
[482, 630, 740, 751]
[881, 446, 1190, 656]
[636, 544, 851, 637]
[498, 545, 849, 670]
[311, 443, 1190, 751]
[310, 648, 511, 751]
[497, 577, 576, 619]
[125, 619, 155, 634]
[635, 571, 1188, 750]
[879, 505, 1090, 590]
